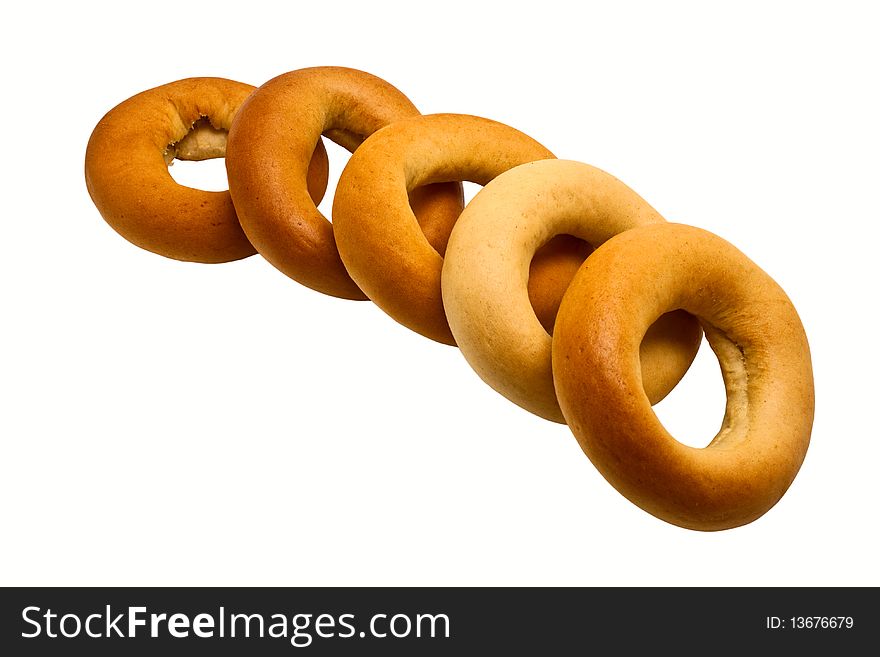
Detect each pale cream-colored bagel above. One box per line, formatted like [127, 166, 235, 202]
[225, 67, 463, 300]
[552, 223, 814, 530]
[441, 159, 701, 422]
[332, 113, 560, 345]
[85, 77, 329, 263]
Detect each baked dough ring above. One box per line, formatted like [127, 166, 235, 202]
[225, 67, 463, 300]
[333, 113, 559, 344]
[85, 77, 329, 263]
[552, 223, 814, 530]
[442, 160, 702, 422]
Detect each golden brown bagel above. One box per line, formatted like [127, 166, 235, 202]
[85, 77, 329, 263]
[225, 67, 463, 300]
[332, 113, 560, 345]
[552, 223, 814, 531]
[442, 160, 701, 422]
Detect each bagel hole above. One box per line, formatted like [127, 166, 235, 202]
[319, 141, 478, 245]
[320, 145, 475, 258]
[166, 117, 230, 192]
[167, 157, 229, 192]
[528, 234, 593, 334]
[317, 138, 352, 219]
[651, 334, 727, 448]
[461, 181, 482, 205]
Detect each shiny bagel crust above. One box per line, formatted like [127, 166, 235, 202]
[85, 77, 329, 263]
[332, 113, 561, 345]
[442, 160, 702, 422]
[225, 67, 463, 300]
[552, 223, 814, 530]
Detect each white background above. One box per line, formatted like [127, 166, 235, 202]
[2, 1, 878, 586]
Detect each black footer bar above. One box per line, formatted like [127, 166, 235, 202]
[1, 587, 873, 654]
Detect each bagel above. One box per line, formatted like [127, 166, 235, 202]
[225, 66, 463, 300]
[442, 160, 702, 422]
[332, 113, 562, 345]
[551, 223, 814, 530]
[85, 77, 329, 263]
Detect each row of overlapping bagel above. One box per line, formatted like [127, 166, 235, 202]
[85, 67, 814, 531]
